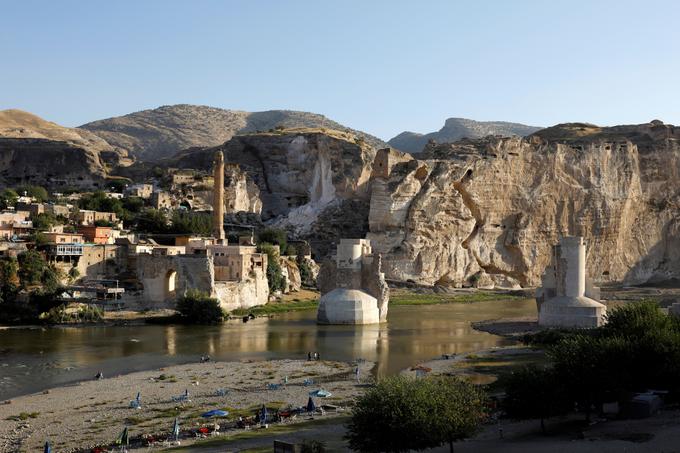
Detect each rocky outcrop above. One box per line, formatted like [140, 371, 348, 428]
[369, 121, 680, 287]
[0, 109, 132, 188]
[0, 138, 108, 188]
[172, 129, 376, 242]
[388, 117, 541, 154]
[80, 104, 388, 161]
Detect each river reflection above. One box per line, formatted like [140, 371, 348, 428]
[0, 298, 535, 399]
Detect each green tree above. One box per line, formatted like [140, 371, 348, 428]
[79, 191, 128, 221]
[32, 212, 59, 231]
[0, 188, 18, 209]
[15, 185, 49, 202]
[258, 243, 286, 293]
[17, 250, 59, 290]
[175, 289, 224, 324]
[503, 365, 571, 433]
[0, 256, 19, 303]
[257, 228, 288, 250]
[169, 211, 212, 235]
[346, 376, 486, 453]
[122, 196, 145, 213]
[136, 208, 169, 233]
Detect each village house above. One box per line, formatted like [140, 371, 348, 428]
[0, 211, 32, 239]
[151, 191, 173, 209]
[78, 225, 115, 244]
[74, 209, 120, 227]
[125, 183, 154, 199]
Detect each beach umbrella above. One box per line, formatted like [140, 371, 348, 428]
[44, 441, 51, 453]
[184, 389, 189, 398]
[201, 409, 228, 418]
[306, 396, 316, 413]
[172, 417, 180, 440]
[115, 426, 129, 446]
[260, 404, 268, 424]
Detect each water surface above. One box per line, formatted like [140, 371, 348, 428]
[0, 299, 535, 400]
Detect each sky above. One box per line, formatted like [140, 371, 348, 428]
[2, 0, 680, 140]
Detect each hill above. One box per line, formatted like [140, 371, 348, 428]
[387, 117, 541, 153]
[80, 104, 388, 161]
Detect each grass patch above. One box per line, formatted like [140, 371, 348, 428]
[231, 299, 319, 316]
[390, 290, 525, 306]
[6, 412, 40, 421]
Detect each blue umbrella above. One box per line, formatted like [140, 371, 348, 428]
[260, 404, 268, 424]
[172, 417, 180, 440]
[201, 409, 229, 418]
[44, 441, 51, 453]
[306, 396, 316, 413]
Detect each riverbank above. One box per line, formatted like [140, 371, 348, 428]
[0, 359, 373, 452]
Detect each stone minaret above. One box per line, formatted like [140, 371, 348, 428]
[212, 150, 226, 243]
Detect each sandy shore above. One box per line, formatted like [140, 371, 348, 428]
[0, 359, 372, 452]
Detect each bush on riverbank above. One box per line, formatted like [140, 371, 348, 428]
[346, 375, 486, 452]
[176, 289, 224, 324]
[39, 304, 103, 324]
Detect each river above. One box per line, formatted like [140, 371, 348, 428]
[0, 298, 535, 400]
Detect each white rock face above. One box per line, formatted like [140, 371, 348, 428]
[367, 122, 680, 288]
[317, 288, 380, 325]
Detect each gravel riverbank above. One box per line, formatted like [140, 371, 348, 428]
[0, 359, 373, 452]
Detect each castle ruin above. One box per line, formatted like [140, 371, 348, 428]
[316, 238, 389, 324]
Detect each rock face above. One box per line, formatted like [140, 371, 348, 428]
[172, 129, 376, 242]
[80, 104, 388, 161]
[0, 109, 132, 188]
[388, 117, 541, 154]
[368, 121, 680, 287]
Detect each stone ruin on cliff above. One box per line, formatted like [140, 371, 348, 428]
[536, 236, 606, 328]
[316, 238, 389, 325]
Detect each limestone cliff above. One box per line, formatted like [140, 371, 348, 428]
[0, 109, 132, 188]
[80, 104, 388, 161]
[369, 121, 680, 287]
[171, 129, 376, 241]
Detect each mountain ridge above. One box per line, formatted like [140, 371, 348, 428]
[388, 117, 542, 153]
[80, 104, 389, 161]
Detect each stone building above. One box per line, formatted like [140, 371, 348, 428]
[135, 151, 269, 311]
[151, 190, 173, 210]
[74, 209, 119, 227]
[317, 238, 389, 324]
[126, 183, 154, 199]
[537, 236, 606, 328]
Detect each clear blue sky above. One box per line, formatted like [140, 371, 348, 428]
[2, 0, 679, 140]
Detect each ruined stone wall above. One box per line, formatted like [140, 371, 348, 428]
[213, 268, 268, 311]
[136, 253, 268, 310]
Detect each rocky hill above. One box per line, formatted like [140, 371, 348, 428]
[0, 109, 131, 188]
[388, 117, 541, 153]
[168, 128, 375, 257]
[80, 104, 388, 161]
[369, 120, 680, 287]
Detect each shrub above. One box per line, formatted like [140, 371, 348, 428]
[258, 243, 286, 293]
[176, 289, 224, 324]
[503, 365, 571, 433]
[257, 228, 288, 250]
[346, 375, 485, 452]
